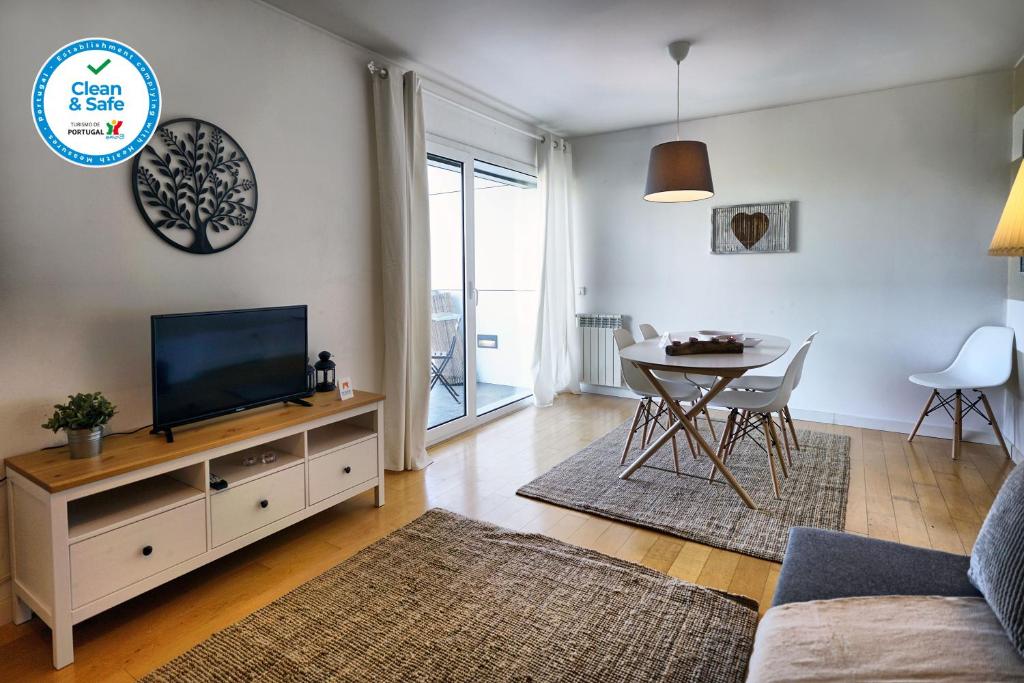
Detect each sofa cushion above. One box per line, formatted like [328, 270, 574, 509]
[773, 526, 978, 606]
[747, 596, 1024, 682]
[969, 463, 1024, 657]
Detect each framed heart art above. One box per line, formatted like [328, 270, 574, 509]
[711, 201, 792, 254]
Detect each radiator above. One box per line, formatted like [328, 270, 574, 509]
[577, 314, 623, 387]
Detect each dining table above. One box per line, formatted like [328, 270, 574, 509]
[617, 332, 790, 509]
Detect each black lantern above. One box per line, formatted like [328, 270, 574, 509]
[305, 356, 316, 395]
[314, 351, 336, 392]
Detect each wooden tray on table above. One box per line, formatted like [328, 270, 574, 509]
[664, 338, 744, 356]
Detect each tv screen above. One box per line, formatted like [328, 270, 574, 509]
[151, 306, 308, 432]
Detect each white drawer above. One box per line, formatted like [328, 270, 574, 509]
[308, 437, 378, 505]
[210, 463, 305, 547]
[70, 499, 206, 609]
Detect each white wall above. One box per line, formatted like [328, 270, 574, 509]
[573, 73, 1010, 438]
[0, 0, 382, 622]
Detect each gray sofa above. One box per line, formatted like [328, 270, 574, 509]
[772, 526, 980, 606]
[744, 526, 1024, 681]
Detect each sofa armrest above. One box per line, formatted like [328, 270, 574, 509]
[772, 527, 979, 607]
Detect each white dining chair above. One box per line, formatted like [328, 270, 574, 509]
[708, 341, 813, 499]
[907, 325, 1013, 460]
[614, 328, 702, 474]
[638, 323, 717, 440]
[727, 331, 818, 458]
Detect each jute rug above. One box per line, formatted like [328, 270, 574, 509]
[145, 509, 757, 683]
[517, 420, 850, 563]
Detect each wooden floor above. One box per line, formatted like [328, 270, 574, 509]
[0, 393, 1013, 681]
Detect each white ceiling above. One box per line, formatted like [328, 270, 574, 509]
[264, 0, 1024, 137]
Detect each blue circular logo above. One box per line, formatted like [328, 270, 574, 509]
[31, 38, 161, 168]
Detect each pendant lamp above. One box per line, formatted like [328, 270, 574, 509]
[988, 163, 1024, 255]
[644, 41, 714, 203]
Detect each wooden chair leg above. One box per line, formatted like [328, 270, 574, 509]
[652, 400, 670, 446]
[908, 390, 938, 442]
[682, 401, 701, 459]
[777, 411, 792, 467]
[620, 400, 645, 465]
[640, 398, 652, 447]
[978, 390, 1012, 460]
[703, 407, 717, 441]
[728, 410, 748, 457]
[762, 415, 781, 498]
[952, 390, 962, 460]
[668, 407, 680, 475]
[783, 405, 800, 451]
[684, 430, 698, 460]
[644, 400, 659, 447]
[766, 415, 788, 479]
[710, 409, 738, 483]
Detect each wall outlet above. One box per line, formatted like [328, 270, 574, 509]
[577, 286, 587, 296]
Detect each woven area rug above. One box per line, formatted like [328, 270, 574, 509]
[517, 420, 850, 563]
[145, 508, 757, 682]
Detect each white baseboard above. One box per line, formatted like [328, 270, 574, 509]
[580, 383, 633, 399]
[579, 386, 1001, 446]
[786, 407, 1000, 446]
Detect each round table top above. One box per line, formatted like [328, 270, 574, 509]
[619, 332, 791, 376]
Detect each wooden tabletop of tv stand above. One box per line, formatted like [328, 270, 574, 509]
[5, 390, 385, 494]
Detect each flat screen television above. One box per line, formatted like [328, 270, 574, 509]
[151, 305, 309, 439]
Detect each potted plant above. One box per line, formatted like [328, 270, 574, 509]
[42, 392, 117, 459]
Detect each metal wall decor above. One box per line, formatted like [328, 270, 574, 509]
[711, 201, 791, 254]
[132, 118, 257, 254]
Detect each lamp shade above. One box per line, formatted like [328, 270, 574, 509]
[990, 164, 1024, 256]
[643, 140, 714, 202]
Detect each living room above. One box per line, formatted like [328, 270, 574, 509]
[2, 0, 1023, 680]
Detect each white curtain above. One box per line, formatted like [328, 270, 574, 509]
[371, 67, 431, 470]
[532, 137, 581, 406]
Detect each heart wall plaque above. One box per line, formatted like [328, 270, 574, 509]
[712, 201, 791, 254]
[730, 212, 770, 249]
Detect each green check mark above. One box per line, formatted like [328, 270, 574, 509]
[87, 58, 111, 75]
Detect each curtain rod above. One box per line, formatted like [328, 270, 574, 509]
[368, 61, 546, 143]
[423, 89, 546, 142]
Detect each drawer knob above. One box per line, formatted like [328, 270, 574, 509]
[142, 545, 153, 557]
[259, 499, 269, 509]
[343, 466, 352, 474]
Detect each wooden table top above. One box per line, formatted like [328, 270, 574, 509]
[5, 390, 385, 494]
[619, 332, 790, 376]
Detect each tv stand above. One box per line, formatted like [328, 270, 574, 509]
[5, 390, 385, 669]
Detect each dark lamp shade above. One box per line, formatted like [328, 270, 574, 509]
[643, 141, 714, 203]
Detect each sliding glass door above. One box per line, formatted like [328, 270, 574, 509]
[472, 161, 540, 416]
[426, 143, 541, 442]
[426, 154, 468, 431]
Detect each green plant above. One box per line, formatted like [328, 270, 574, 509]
[42, 392, 117, 433]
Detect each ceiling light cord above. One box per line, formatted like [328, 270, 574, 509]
[675, 59, 681, 141]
